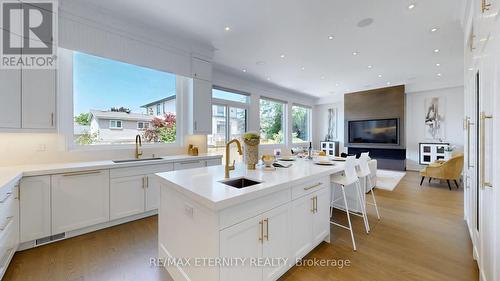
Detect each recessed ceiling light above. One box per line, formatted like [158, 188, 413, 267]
[357, 18, 374, 28]
[386, 82, 391, 85]
[378, 74, 383, 78]
[266, 77, 271, 81]
[242, 68, 247, 72]
[437, 73, 442, 77]
[280, 54, 286, 58]
[468, 67, 474, 71]
[430, 27, 439, 32]
[408, 3, 416, 10]
[352, 51, 359, 56]
[435, 63, 440, 67]
[328, 35, 334, 40]
[301, 67, 305, 71]
[224, 26, 231, 31]
[320, 76, 325, 80]
[335, 83, 339, 86]
[434, 49, 440, 53]
[367, 65, 373, 69]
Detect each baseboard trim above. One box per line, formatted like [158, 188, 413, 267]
[18, 210, 158, 251]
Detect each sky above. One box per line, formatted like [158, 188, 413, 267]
[73, 52, 176, 115]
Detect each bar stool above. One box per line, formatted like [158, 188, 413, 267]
[330, 156, 370, 251]
[358, 153, 381, 221]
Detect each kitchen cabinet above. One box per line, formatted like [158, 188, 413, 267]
[174, 159, 206, 170]
[191, 57, 212, 81]
[110, 175, 146, 220]
[51, 170, 110, 234]
[19, 176, 51, 242]
[188, 78, 212, 135]
[145, 174, 160, 211]
[21, 69, 56, 129]
[220, 203, 290, 281]
[291, 185, 330, 260]
[0, 69, 21, 128]
[0, 182, 19, 278]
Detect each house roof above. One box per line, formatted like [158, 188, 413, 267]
[140, 95, 176, 108]
[90, 110, 154, 122]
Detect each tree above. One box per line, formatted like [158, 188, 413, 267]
[75, 130, 98, 145]
[292, 106, 307, 141]
[143, 113, 176, 143]
[74, 112, 91, 126]
[259, 99, 283, 143]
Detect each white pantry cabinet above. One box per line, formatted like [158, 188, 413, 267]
[220, 203, 290, 281]
[0, 69, 21, 128]
[21, 69, 56, 129]
[51, 170, 110, 234]
[19, 176, 51, 243]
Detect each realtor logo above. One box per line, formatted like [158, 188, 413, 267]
[1, 0, 57, 69]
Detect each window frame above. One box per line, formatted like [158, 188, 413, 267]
[137, 121, 150, 130]
[59, 48, 185, 151]
[259, 96, 287, 146]
[291, 103, 312, 144]
[109, 120, 123, 130]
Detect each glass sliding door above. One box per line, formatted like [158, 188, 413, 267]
[208, 105, 247, 163]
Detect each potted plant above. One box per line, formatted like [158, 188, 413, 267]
[243, 132, 260, 169]
[444, 145, 455, 160]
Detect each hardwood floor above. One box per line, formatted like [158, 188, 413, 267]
[4, 171, 478, 281]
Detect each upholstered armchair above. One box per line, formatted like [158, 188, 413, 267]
[420, 153, 464, 190]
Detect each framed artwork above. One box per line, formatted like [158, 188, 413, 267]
[325, 107, 338, 141]
[424, 97, 445, 140]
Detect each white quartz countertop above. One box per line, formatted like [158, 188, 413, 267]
[156, 159, 345, 210]
[0, 153, 222, 189]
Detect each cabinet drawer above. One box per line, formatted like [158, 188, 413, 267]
[291, 177, 330, 200]
[110, 163, 173, 178]
[0, 185, 17, 220]
[174, 160, 205, 170]
[205, 158, 222, 167]
[0, 211, 17, 274]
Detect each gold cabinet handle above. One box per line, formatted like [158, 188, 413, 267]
[310, 197, 315, 213]
[482, 0, 492, 13]
[314, 196, 318, 213]
[62, 170, 101, 177]
[263, 218, 269, 241]
[304, 183, 322, 191]
[465, 117, 475, 168]
[259, 220, 264, 242]
[480, 112, 493, 189]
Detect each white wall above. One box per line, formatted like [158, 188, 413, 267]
[405, 86, 465, 171]
[313, 94, 345, 153]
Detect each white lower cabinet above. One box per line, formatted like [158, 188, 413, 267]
[19, 176, 51, 242]
[291, 186, 330, 260]
[220, 203, 289, 281]
[51, 170, 110, 234]
[0, 182, 19, 277]
[145, 174, 160, 211]
[110, 175, 146, 220]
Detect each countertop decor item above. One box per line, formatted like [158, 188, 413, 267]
[243, 132, 260, 170]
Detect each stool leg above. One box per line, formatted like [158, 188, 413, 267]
[356, 180, 370, 234]
[367, 176, 381, 220]
[341, 185, 356, 251]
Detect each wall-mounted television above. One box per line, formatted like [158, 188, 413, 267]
[348, 118, 399, 145]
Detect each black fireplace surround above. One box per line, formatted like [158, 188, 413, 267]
[347, 147, 406, 171]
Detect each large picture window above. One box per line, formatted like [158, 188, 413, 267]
[292, 105, 311, 143]
[259, 98, 285, 144]
[73, 52, 177, 145]
[208, 88, 249, 162]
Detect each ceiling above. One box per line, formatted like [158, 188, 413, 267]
[68, 0, 465, 98]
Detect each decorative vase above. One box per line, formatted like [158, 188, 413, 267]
[244, 138, 260, 170]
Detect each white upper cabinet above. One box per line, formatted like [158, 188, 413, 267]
[190, 78, 213, 134]
[21, 69, 56, 129]
[0, 69, 21, 128]
[191, 57, 212, 81]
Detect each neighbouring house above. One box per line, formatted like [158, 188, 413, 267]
[89, 110, 154, 144]
[141, 95, 176, 116]
[73, 124, 91, 140]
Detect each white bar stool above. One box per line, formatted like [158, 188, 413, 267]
[330, 156, 370, 251]
[358, 153, 381, 221]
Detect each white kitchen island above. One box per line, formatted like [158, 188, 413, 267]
[156, 159, 345, 281]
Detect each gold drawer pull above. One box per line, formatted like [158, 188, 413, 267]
[62, 170, 101, 177]
[263, 218, 269, 241]
[259, 220, 264, 243]
[480, 112, 493, 189]
[304, 183, 322, 191]
[0, 192, 12, 203]
[0, 216, 13, 231]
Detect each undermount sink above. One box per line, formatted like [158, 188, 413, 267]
[112, 157, 163, 163]
[220, 177, 262, 189]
